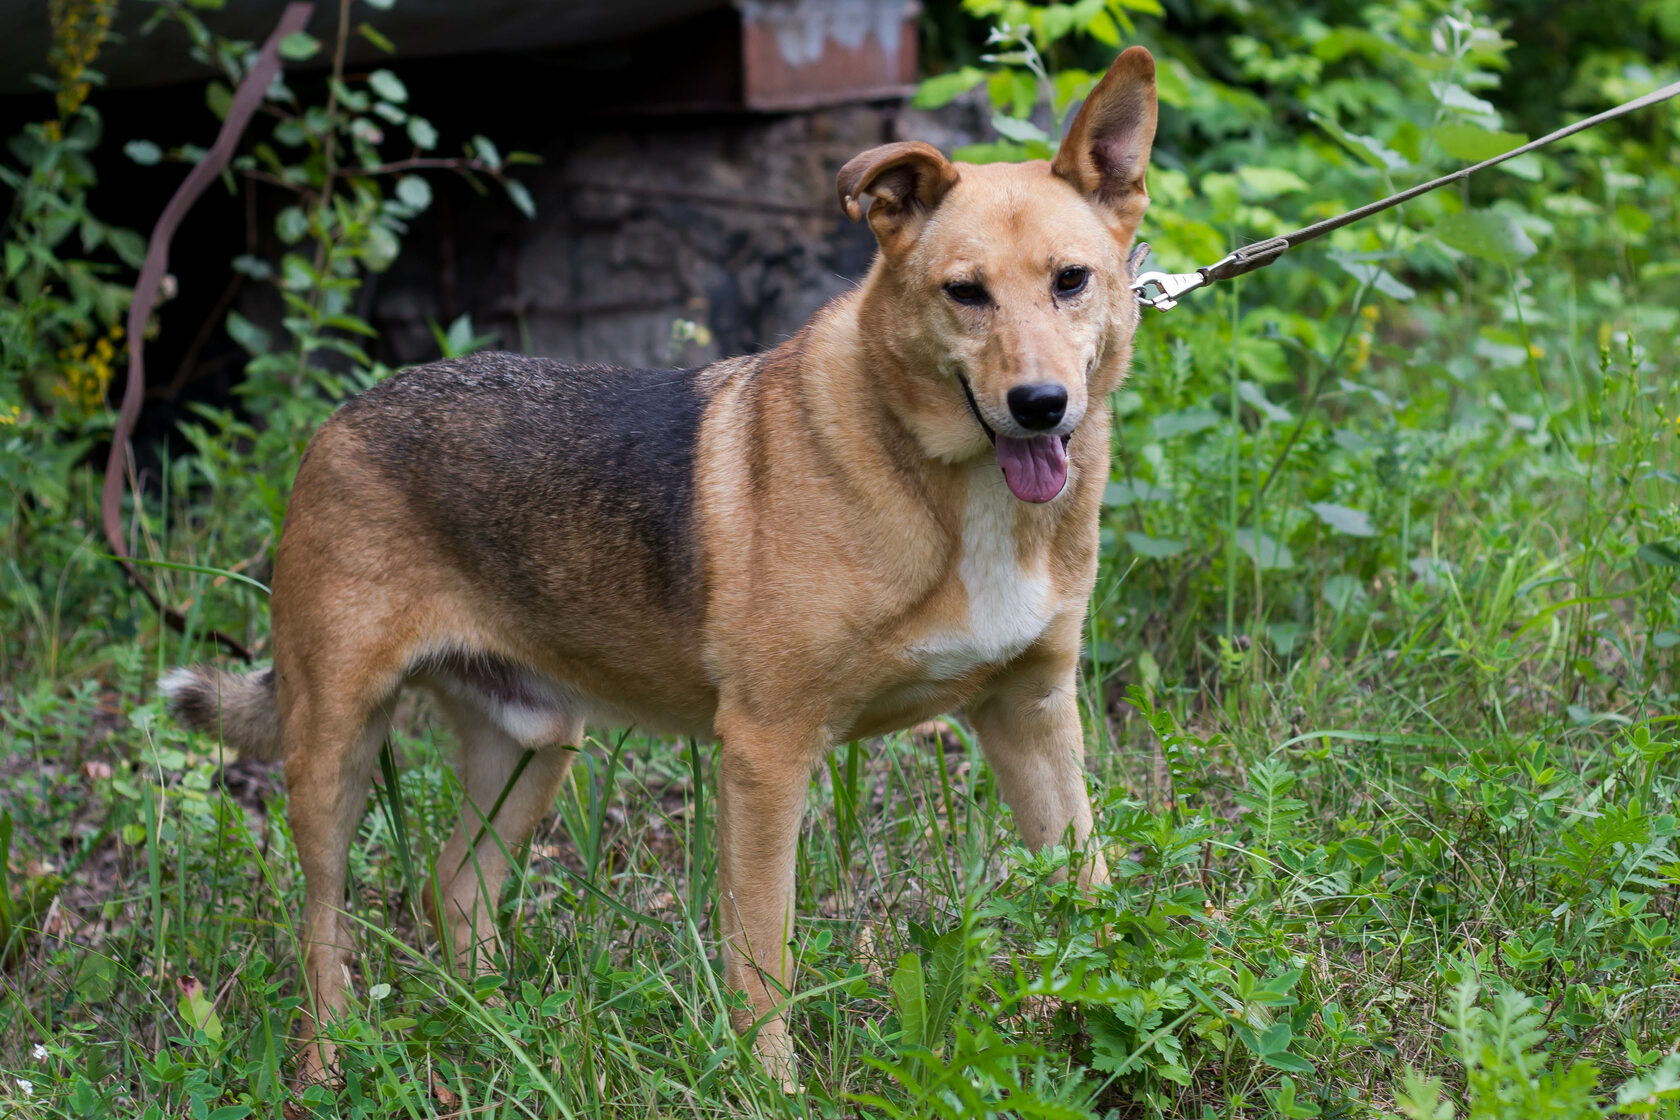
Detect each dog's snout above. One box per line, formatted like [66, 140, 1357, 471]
[1006, 383, 1068, 431]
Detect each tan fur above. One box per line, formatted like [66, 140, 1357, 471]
[165, 46, 1158, 1089]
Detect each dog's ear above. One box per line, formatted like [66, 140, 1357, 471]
[838, 141, 959, 256]
[1052, 46, 1157, 243]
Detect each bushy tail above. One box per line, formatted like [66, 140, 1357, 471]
[159, 665, 283, 761]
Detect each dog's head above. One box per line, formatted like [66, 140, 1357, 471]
[840, 47, 1157, 503]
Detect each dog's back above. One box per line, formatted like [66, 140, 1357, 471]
[338, 354, 707, 618]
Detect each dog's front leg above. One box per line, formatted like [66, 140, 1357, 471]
[968, 634, 1108, 887]
[713, 706, 822, 1091]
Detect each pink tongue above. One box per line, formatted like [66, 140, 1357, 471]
[995, 434, 1068, 502]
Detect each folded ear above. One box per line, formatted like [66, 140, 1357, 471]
[1052, 46, 1157, 242]
[838, 141, 959, 257]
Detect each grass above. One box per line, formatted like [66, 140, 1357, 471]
[2, 286, 1677, 1118]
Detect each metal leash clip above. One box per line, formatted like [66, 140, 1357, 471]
[1131, 269, 1206, 312]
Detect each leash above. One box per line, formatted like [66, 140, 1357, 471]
[101, 2, 314, 661]
[1131, 77, 1680, 311]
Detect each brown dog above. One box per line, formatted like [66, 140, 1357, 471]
[163, 46, 1157, 1087]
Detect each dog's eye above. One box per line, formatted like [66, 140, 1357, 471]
[1054, 267, 1090, 296]
[944, 281, 989, 307]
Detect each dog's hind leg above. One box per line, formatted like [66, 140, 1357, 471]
[968, 637, 1108, 887]
[428, 693, 579, 976]
[282, 683, 397, 1084]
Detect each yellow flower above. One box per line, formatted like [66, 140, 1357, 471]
[1350, 332, 1372, 375]
[52, 320, 123, 411]
[47, 0, 115, 123]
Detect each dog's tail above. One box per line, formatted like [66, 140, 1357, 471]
[160, 665, 284, 762]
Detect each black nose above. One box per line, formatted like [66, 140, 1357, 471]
[1006, 383, 1067, 431]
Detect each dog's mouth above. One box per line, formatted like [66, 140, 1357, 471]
[956, 374, 1071, 504]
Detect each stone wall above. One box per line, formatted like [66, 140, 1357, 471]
[365, 99, 983, 371]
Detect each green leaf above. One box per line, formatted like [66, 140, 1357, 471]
[1324, 573, 1365, 612]
[1616, 1052, 1680, 1111]
[445, 314, 473, 354]
[1086, 1012, 1137, 1074]
[1236, 527, 1294, 571]
[1104, 479, 1172, 505]
[230, 254, 272, 280]
[362, 225, 400, 272]
[123, 140, 162, 166]
[1153, 407, 1222, 439]
[1085, 10, 1121, 46]
[278, 32, 321, 61]
[1433, 123, 1527, 162]
[367, 69, 407, 104]
[1336, 258, 1416, 300]
[106, 228, 147, 269]
[890, 953, 928, 1049]
[226, 310, 271, 356]
[274, 206, 309, 245]
[357, 21, 396, 53]
[1052, 69, 1099, 118]
[922, 929, 968, 1053]
[1264, 1051, 1315, 1074]
[951, 139, 1040, 164]
[1238, 381, 1292, 424]
[206, 80, 232, 121]
[324, 313, 378, 338]
[1125, 531, 1186, 558]
[912, 67, 985, 110]
[472, 134, 502, 170]
[1341, 837, 1382, 860]
[505, 179, 535, 219]
[1308, 501, 1376, 537]
[1430, 81, 1499, 122]
[1236, 165, 1309, 199]
[1309, 112, 1405, 170]
[407, 116, 438, 150]
[1637, 541, 1680, 571]
[991, 112, 1050, 144]
[1434, 209, 1536, 266]
[394, 175, 432, 210]
[177, 976, 223, 1044]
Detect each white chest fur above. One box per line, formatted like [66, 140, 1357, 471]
[914, 466, 1054, 679]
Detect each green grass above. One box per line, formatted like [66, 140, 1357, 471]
[1, 297, 1676, 1117]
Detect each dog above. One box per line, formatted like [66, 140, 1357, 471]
[162, 46, 1157, 1087]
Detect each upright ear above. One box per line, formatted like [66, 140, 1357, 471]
[838, 141, 959, 257]
[1052, 46, 1158, 243]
